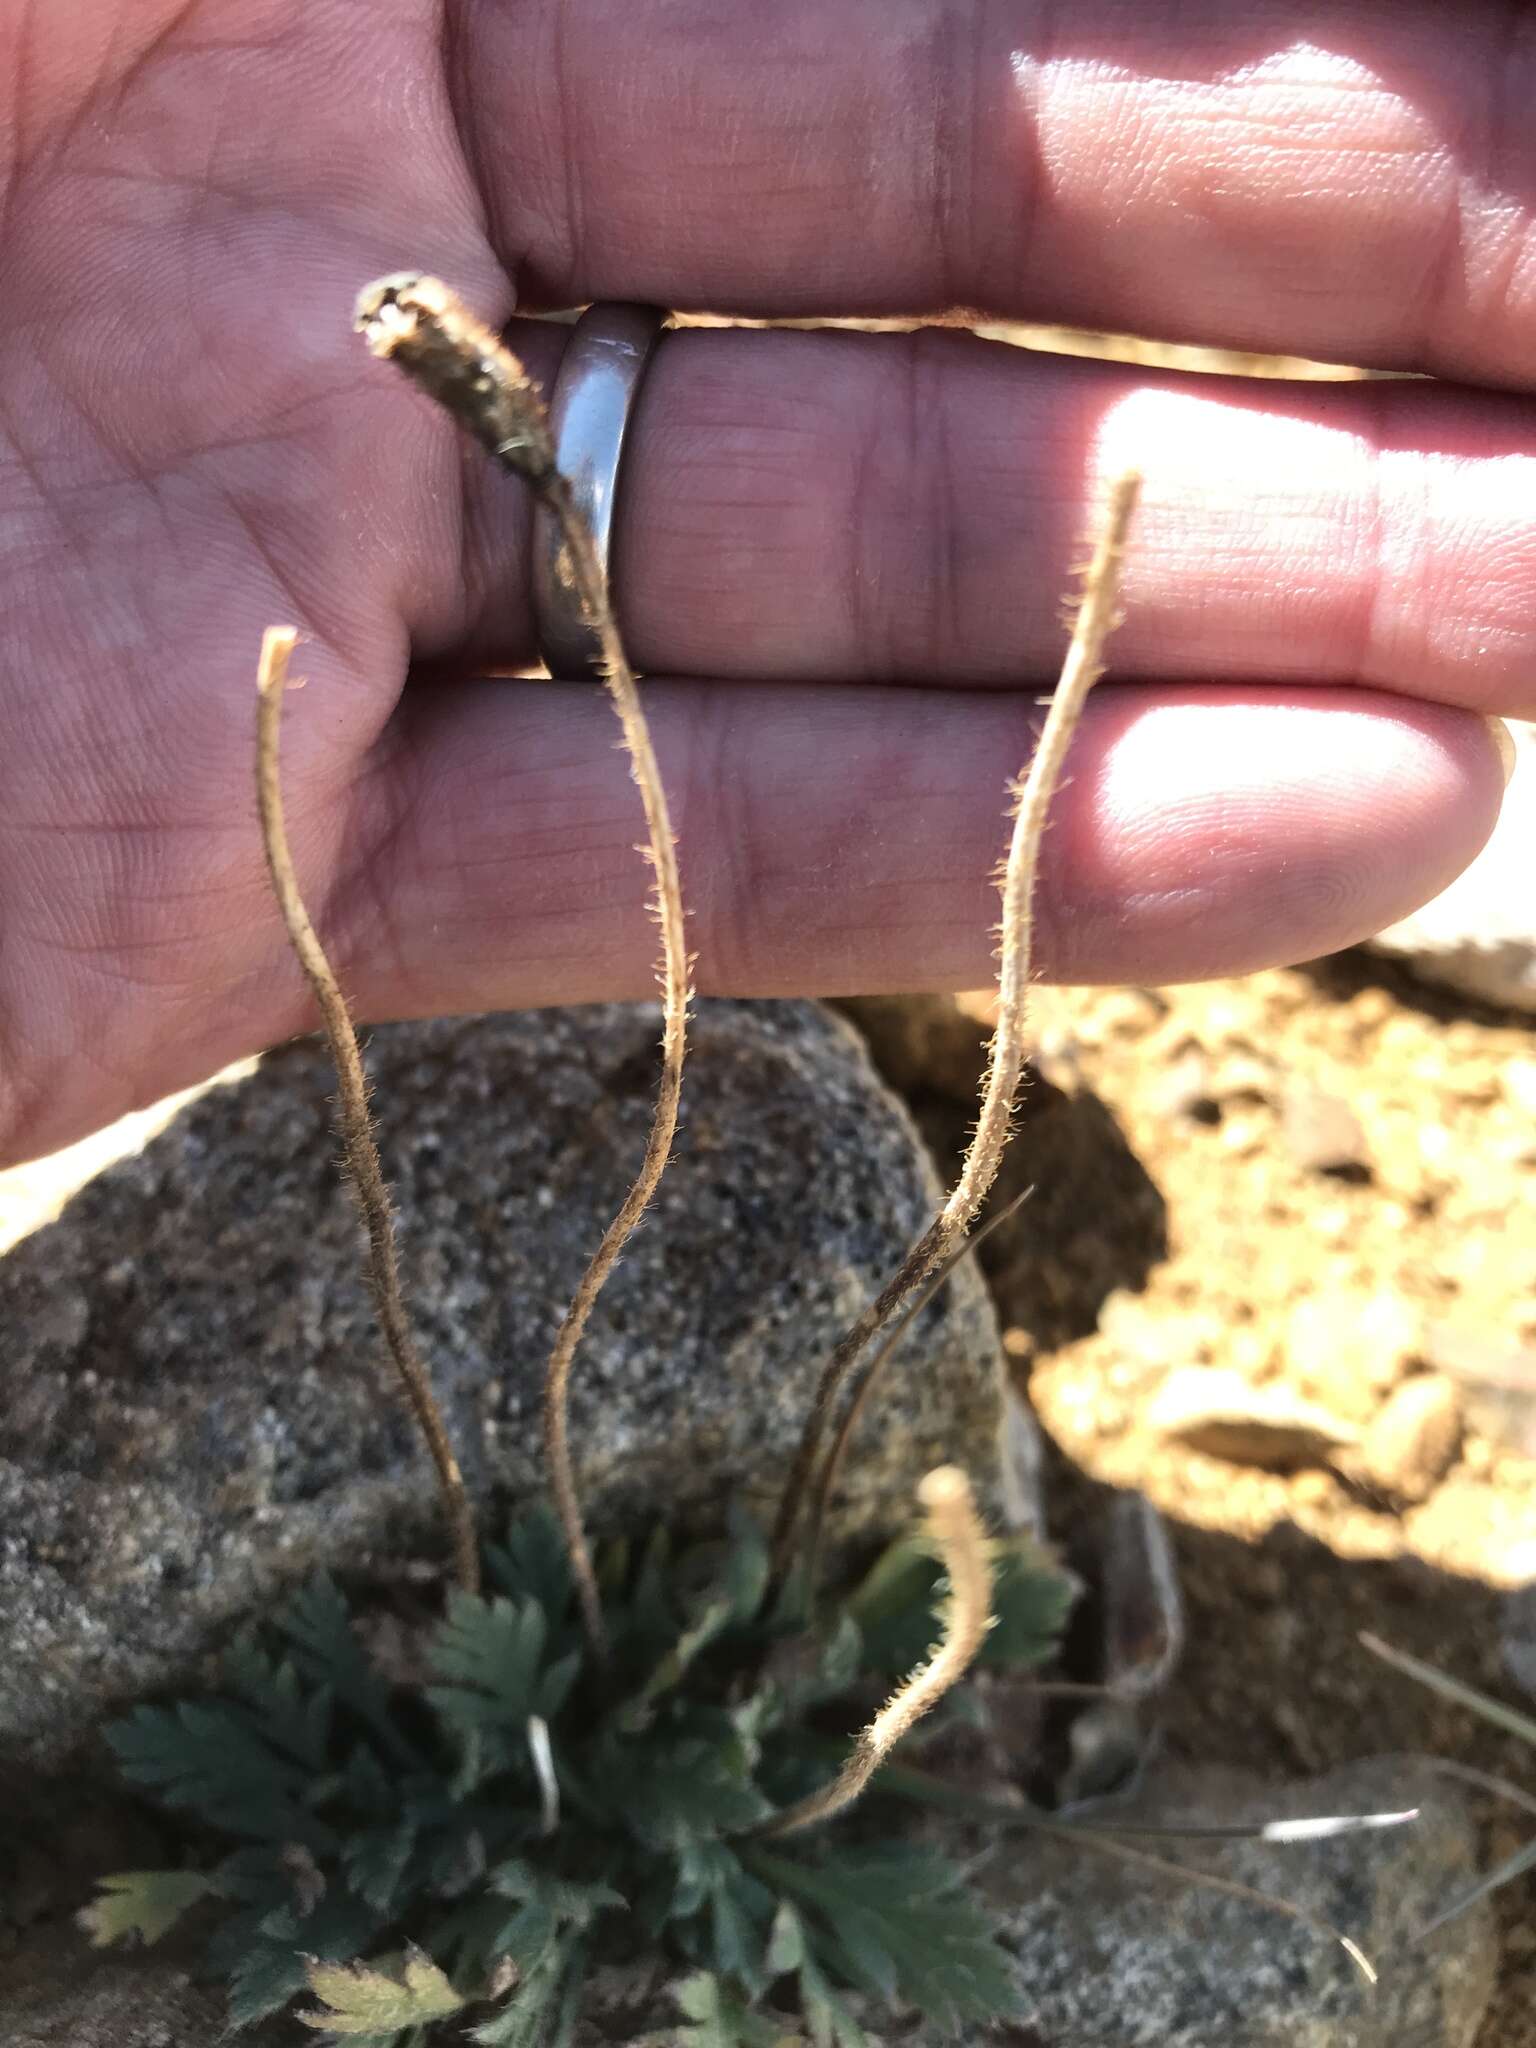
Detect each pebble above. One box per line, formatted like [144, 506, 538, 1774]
[1359, 1375, 1462, 1502]
[1147, 1366, 1359, 1469]
[1279, 1079, 1371, 1177]
[1284, 1290, 1421, 1423]
[1421, 1322, 1536, 1458]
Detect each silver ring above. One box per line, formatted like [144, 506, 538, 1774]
[532, 303, 668, 679]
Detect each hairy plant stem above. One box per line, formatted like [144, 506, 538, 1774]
[800, 1188, 1031, 1600]
[752, 1466, 992, 1839]
[255, 626, 480, 1596]
[356, 276, 690, 1656]
[770, 472, 1143, 1582]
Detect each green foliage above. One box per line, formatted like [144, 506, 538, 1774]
[300, 1952, 465, 2036]
[77, 1868, 214, 1948]
[848, 1529, 1077, 1675]
[90, 1504, 1076, 2043]
[674, 1970, 793, 2047]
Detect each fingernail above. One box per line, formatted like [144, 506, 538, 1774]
[1486, 715, 1517, 787]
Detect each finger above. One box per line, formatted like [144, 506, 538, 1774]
[2, 670, 1500, 1168]
[446, 323, 1536, 718]
[327, 677, 1506, 1019]
[460, 0, 1536, 385]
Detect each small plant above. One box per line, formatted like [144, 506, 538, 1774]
[82, 1494, 1077, 2042]
[80, 278, 1402, 2041]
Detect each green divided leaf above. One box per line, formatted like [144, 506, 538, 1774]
[220, 1890, 386, 2030]
[767, 1912, 868, 2048]
[984, 1537, 1079, 1671]
[603, 1735, 772, 1845]
[748, 1846, 1020, 2033]
[428, 1593, 549, 1739]
[220, 1634, 334, 1771]
[280, 1576, 422, 1770]
[468, 1936, 585, 2048]
[486, 1857, 624, 1927]
[298, 1950, 464, 2035]
[93, 1504, 1055, 2045]
[616, 1598, 734, 1730]
[850, 1530, 1074, 1676]
[228, 1935, 315, 2031]
[107, 1701, 332, 1846]
[77, 1869, 214, 1949]
[674, 1971, 794, 2048]
[342, 1822, 418, 1916]
[793, 1938, 869, 2048]
[486, 1506, 576, 1627]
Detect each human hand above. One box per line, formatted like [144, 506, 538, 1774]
[3, 0, 1528, 1166]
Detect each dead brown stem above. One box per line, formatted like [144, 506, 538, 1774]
[800, 1188, 1032, 1596]
[356, 276, 690, 1656]
[255, 626, 480, 1596]
[770, 472, 1142, 1580]
[754, 1466, 993, 1838]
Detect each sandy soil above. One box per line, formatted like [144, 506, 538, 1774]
[1008, 954, 1536, 2047]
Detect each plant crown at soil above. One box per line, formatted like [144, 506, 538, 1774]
[85, 1504, 1076, 2043]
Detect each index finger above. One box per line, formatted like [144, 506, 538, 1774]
[460, 0, 1536, 386]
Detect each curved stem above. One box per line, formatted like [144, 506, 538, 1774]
[800, 1188, 1032, 1599]
[537, 475, 689, 1660]
[752, 1466, 992, 1839]
[355, 276, 690, 1655]
[769, 472, 1142, 1581]
[256, 626, 480, 1595]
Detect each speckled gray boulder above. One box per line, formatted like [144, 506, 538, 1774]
[985, 1756, 1496, 2048]
[0, 1932, 228, 2048]
[0, 1000, 1007, 1765]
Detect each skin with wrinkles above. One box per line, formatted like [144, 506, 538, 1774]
[0, 0, 1532, 1167]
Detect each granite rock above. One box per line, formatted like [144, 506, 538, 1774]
[0, 1000, 1007, 1765]
[0, 1932, 228, 2048]
[986, 1756, 1497, 2048]
[1358, 1375, 1462, 1502]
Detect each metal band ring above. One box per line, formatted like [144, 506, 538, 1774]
[531, 302, 669, 680]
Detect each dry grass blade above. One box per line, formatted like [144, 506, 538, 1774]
[1032, 1824, 1379, 1985]
[1413, 1832, 1536, 1942]
[754, 1466, 993, 1839]
[1359, 1632, 1536, 1748]
[356, 276, 691, 1656]
[255, 626, 479, 1595]
[880, 1758, 1416, 1847]
[1412, 1757, 1536, 1825]
[769, 471, 1142, 1580]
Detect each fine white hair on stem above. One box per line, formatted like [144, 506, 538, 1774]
[356, 275, 691, 1658]
[255, 626, 480, 1596]
[800, 1188, 1033, 1598]
[770, 472, 1143, 1583]
[753, 1465, 993, 1839]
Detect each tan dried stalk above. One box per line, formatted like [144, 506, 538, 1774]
[800, 1188, 1031, 1596]
[255, 626, 480, 1595]
[770, 472, 1143, 1579]
[754, 1465, 992, 1839]
[355, 276, 690, 1655]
